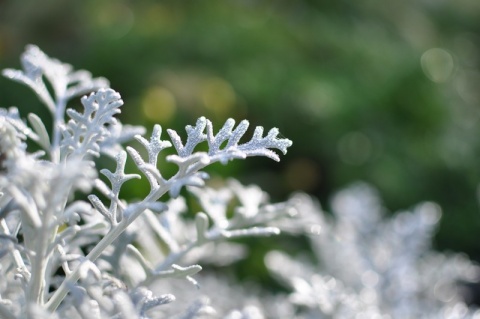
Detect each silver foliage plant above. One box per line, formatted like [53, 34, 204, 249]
[0, 45, 294, 318]
[265, 184, 480, 319]
[1, 46, 480, 319]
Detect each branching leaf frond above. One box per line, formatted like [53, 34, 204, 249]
[2, 45, 108, 113]
[0, 107, 38, 142]
[144, 117, 292, 197]
[126, 124, 172, 190]
[99, 122, 146, 158]
[0, 45, 295, 318]
[61, 89, 123, 160]
[167, 117, 207, 158]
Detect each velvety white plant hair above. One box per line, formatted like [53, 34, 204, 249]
[1, 45, 480, 319]
[265, 184, 480, 318]
[0, 45, 293, 318]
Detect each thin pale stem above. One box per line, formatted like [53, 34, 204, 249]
[28, 187, 68, 312]
[0, 219, 28, 279]
[50, 98, 67, 163]
[152, 241, 199, 274]
[46, 183, 170, 312]
[27, 223, 48, 306]
[27, 207, 60, 308]
[46, 145, 241, 311]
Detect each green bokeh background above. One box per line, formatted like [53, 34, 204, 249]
[2, 0, 480, 273]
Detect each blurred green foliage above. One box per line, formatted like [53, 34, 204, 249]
[2, 0, 480, 260]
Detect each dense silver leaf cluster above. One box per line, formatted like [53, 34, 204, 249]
[2, 45, 109, 113]
[1, 45, 479, 319]
[265, 184, 480, 318]
[0, 46, 293, 318]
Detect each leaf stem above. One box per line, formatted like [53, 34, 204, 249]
[45, 183, 170, 312]
[51, 97, 67, 163]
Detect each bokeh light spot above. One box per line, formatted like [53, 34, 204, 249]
[417, 202, 441, 226]
[95, 3, 134, 39]
[201, 77, 236, 117]
[421, 48, 454, 83]
[141, 86, 176, 124]
[361, 270, 379, 288]
[300, 81, 340, 119]
[434, 282, 455, 303]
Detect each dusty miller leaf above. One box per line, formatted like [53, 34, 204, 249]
[2, 45, 108, 113]
[61, 88, 123, 159]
